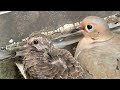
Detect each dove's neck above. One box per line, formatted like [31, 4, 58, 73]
[96, 30, 114, 42]
[87, 29, 114, 42]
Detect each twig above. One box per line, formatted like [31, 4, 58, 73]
[0, 11, 12, 15]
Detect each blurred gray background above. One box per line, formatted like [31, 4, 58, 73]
[0, 11, 119, 47]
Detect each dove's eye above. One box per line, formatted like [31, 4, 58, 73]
[85, 24, 94, 32]
[33, 40, 39, 45]
[87, 25, 92, 29]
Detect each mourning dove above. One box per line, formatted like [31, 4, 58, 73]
[75, 16, 120, 79]
[22, 32, 87, 79]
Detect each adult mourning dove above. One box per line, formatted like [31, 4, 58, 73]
[22, 32, 87, 79]
[75, 16, 120, 79]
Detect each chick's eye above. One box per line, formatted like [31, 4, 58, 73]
[33, 40, 38, 45]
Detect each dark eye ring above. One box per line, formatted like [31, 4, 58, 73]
[33, 40, 38, 45]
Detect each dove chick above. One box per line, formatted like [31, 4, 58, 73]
[75, 16, 120, 79]
[23, 32, 86, 79]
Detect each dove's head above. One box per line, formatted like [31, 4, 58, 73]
[25, 32, 53, 52]
[79, 16, 113, 41]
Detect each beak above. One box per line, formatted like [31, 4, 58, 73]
[0, 49, 16, 60]
[79, 22, 84, 31]
[14, 44, 34, 57]
[21, 44, 35, 51]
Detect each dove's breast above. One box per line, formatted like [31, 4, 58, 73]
[75, 35, 120, 79]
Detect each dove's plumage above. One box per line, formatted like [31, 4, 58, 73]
[75, 16, 120, 79]
[23, 32, 87, 79]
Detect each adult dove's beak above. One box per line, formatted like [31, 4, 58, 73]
[79, 22, 84, 31]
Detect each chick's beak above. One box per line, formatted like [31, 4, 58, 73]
[22, 44, 32, 50]
[0, 49, 16, 60]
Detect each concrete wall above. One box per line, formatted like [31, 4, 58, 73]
[0, 11, 119, 47]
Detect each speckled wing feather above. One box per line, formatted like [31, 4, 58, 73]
[22, 32, 88, 79]
[23, 47, 88, 79]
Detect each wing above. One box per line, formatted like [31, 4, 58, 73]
[77, 46, 120, 79]
[49, 48, 89, 79]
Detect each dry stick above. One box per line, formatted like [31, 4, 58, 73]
[4, 13, 120, 52]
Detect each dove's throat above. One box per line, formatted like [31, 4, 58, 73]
[97, 30, 114, 42]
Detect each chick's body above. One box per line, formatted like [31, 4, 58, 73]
[23, 32, 86, 79]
